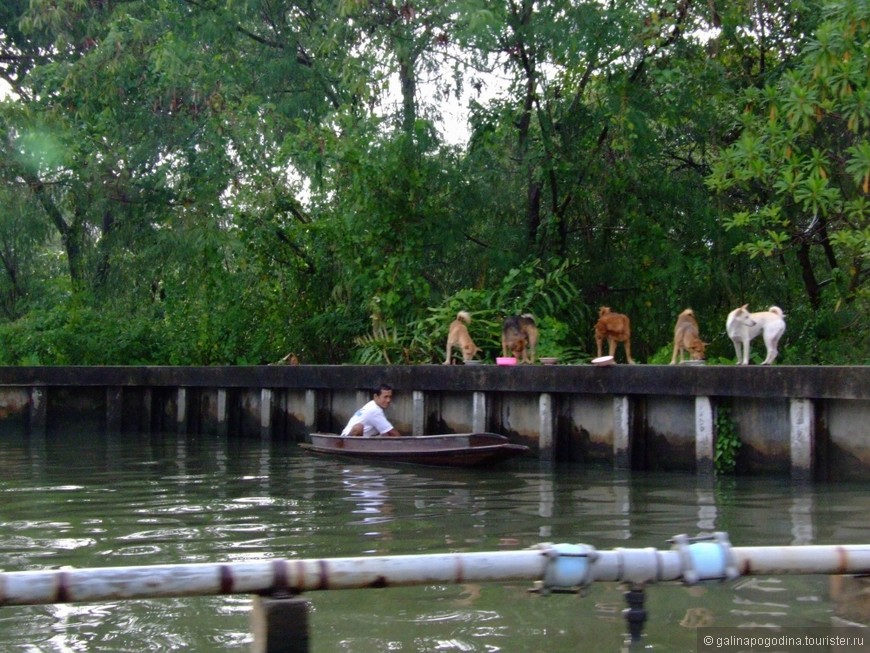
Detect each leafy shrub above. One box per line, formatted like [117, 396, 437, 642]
[354, 258, 592, 364]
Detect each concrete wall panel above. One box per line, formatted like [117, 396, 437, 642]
[730, 397, 791, 474]
[644, 396, 697, 471]
[491, 392, 542, 450]
[433, 393, 475, 434]
[0, 388, 29, 434]
[0, 365, 868, 479]
[826, 399, 870, 481]
[561, 395, 614, 464]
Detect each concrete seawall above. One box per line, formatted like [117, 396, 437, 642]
[0, 365, 867, 481]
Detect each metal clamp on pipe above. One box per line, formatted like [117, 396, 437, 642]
[530, 543, 598, 594]
[670, 532, 739, 585]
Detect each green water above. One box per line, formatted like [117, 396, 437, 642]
[0, 429, 867, 652]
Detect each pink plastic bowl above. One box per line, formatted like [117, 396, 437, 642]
[496, 357, 517, 366]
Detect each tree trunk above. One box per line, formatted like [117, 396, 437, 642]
[28, 178, 85, 289]
[527, 178, 541, 244]
[795, 241, 821, 310]
[399, 55, 417, 140]
[95, 209, 116, 289]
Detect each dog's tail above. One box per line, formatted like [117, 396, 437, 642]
[456, 310, 472, 324]
[769, 306, 784, 317]
[520, 313, 536, 323]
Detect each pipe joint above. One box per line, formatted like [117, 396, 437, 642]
[670, 532, 739, 585]
[536, 543, 598, 591]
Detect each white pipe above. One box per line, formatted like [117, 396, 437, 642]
[0, 552, 549, 605]
[1, 542, 869, 606]
[732, 546, 870, 575]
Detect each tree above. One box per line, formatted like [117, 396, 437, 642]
[0, 0, 865, 364]
[708, 0, 869, 311]
[450, 0, 748, 355]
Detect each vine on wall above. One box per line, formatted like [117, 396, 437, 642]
[714, 405, 741, 475]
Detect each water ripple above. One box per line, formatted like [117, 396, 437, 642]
[0, 435, 867, 652]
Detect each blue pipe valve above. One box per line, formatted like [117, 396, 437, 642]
[670, 532, 740, 585]
[540, 543, 598, 591]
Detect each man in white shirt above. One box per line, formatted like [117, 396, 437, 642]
[341, 384, 402, 437]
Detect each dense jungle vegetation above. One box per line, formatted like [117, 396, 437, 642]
[0, 0, 867, 366]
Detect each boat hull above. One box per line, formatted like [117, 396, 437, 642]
[301, 432, 530, 467]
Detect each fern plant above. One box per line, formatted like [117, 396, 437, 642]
[354, 258, 590, 364]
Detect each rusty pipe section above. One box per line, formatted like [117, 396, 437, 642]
[1, 541, 870, 606]
[731, 545, 870, 576]
[0, 551, 549, 605]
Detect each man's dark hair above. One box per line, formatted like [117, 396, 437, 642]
[374, 383, 393, 396]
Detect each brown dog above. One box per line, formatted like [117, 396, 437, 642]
[594, 306, 635, 364]
[670, 308, 706, 364]
[444, 311, 481, 364]
[271, 352, 299, 365]
[501, 314, 539, 364]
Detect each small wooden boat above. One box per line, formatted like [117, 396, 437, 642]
[300, 432, 530, 468]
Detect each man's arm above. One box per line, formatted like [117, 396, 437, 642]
[368, 408, 401, 437]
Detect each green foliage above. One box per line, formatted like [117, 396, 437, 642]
[772, 301, 870, 365]
[0, 0, 866, 366]
[0, 298, 159, 365]
[707, 0, 869, 310]
[532, 315, 590, 363]
[646, 344, 675, 366]
[714, 405, 741, 475]
[353, 258, 589, 364]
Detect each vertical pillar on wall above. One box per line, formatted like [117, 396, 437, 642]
[412, 390, 425, 436]
[176, 387, 187, 434]
[790, 398, 815, 481]
[539, 393, 554, 462]
[106, 387, 123, 433]
[613, 396, 631, 470]
[304, 389, 316, 432]
[28, 386, 47, 436]
[276, 391, 287, 438]
[142, 388, 153, 432]
[695, 396, 714, 476]
[250, 595, 310, 653]
[260, 388, 274, 440]
[472, 391, 486, 433]
[216, 389, 228, 437]
[789, 495, 815, 544]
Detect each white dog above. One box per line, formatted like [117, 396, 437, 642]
[725, 305, 786, 365]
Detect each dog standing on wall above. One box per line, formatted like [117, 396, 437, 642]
[501, 314, 539, 364]
[594, 306, 636, 364]
[670, 308, 706, 364]
[272, 352, 299, 365]
[726, 305, 786, 365]
[444, 311, 481, 364]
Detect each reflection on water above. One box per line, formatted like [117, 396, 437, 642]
[0, 430, 868, 652]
